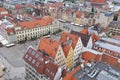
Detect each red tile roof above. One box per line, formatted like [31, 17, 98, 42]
[60, 32, 79, 49]
[18, 16, 53, 30]
[90, 0, 106, 3]
[70, 31, 90, 47]
[80, 28, 89, 35]
[111, 36, 120, 40]
[82, 51, 96, 62]
[91, 33, 100, 44]
[0, 7, 7, 12]
[76, 11, 82, 18]
[5, 27, 16, 35]
[82, 51, 101, 62]
[0, 14, 12, 19]
[38, 38, 60, 59]
[45, 61, 58, 80]
[23, 47, 59, 80]
[62, 44, 71, 57]
[63, 66, 80, 80]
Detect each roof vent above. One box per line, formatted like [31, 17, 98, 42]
[45, 60, 49, 64]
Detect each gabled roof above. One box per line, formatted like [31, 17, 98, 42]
[112, 36, 120, 40]
[76, 11, 82, 18]
[5, 27, 16, 35]
[70, 31, 90, 47]
[18, 16, 53, 30]
[0, 14, 12, 19]
[38, 38, 60, 59]
[23, 47, 59, 80]
[80, 28, 88, 35]
[90, 0, 106, 3]
[23, 47, 46, 74]
[82, 51, 96, 62]
[0, 7, 7, 12]
[62, 44, 71, 58]
[45, 61, 58, 80]
[60, 32, 79, 49]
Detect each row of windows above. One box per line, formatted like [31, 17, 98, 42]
[45, 68, 55, 77]
[16, 25, 56, 35]
[94, 46, 120, 58]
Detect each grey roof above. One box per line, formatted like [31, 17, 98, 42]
[96, 70, 119, 80]
[108, 21, 120, 28]
[95, 40, 120, 53]
[101, 37, 120, 45]
[70, 31, 90, 47]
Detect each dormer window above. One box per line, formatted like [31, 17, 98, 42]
[10, 32, 14, 35]
[32, 59, 36, 64]
[24, 26, 27, 30]
[36, 24, 40, 27]
[28, 57, 32, 61]
[25, 54, 28, 59]
[36, 62, 40, 67]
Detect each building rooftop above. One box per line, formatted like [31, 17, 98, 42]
[60, 32, 79, 49]
[38, 38, 60, 59]
[95, 40, 120, 53]
[70, 31, 90, 47]
[18, 16, 53, 30]
[23, 46, 59, 80]
[108, 21, 120, 28]
[73, 61, 120, 80]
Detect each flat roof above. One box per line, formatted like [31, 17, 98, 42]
[74, 61, 120, 80]
[101, 37, 120, 45]
[95, 41, 120, 53]
[97, 70, 119, 80]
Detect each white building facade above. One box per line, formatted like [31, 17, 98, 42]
[73, 37, 83, 66]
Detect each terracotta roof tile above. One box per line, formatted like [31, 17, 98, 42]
[82, 51, 96, 62]
[82, 51, 101, 62]
[76, 11, 82, 18]
[63, 66, 80, 80]
[18, 16, 53, 30]
[5, 27, 16, 35]
[80, 28, 88, 35]
[23, 47, 59, 80]
[70, 31, 90, 47]
[62, 44, 71, 57]
[0, 7, 7, 12]
[45, 61, 58, 80]
[38, 38, 60, 59]
[111, 36, 120, 40]
[60, 32, 79, 49]
[90, 0, 106, 3]
[0, 14, 12, 19]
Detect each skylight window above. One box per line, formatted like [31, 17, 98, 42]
[25, 54, 28, 59]
[39, 57, 43, 61]
[28, 57, 32, 61]
[31, 50, 35, 55]
[32, 59, 36, 64]
[28, 48, 32, 54]
[36, 62, 40, 67]
[35, 53, 39, 58]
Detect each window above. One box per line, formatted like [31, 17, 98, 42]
[28, 57, 32, 61]
[35, 54, 39, 58]
[39, 57, 43, 61]
[36, 62, 40, 67]
[31, 50, 35, 55]
[25, 54, 28, 59]
[28, 49, 32, 54]
[32, 59, 36, 64]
